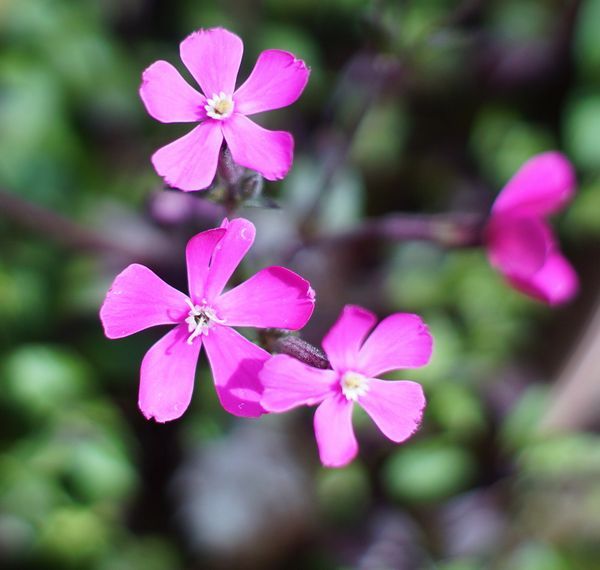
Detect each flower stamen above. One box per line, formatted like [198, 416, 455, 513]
[340, 371, 369, 401]
[205, 91, 234, 120]
[184, 298, 225, 344]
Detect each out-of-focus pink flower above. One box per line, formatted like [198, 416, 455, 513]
[260, 305, 432, 467]
[100, 218, 315, 422]
[140, 27, 310, 191]
[484, 152, 578, 305]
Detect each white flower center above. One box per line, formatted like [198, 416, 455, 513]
[341, 371, 369, 401]
[184, 298, 224, 344]
[205, 92, 234, 120]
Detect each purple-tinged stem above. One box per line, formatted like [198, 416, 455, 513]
[0, 189, 166, 263]
[288, 211, 485, 262]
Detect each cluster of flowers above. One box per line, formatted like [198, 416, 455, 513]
[100, 28, 578, 468]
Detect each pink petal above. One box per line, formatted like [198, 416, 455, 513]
[222, 114, 293, 180]
[138, 324, 202, 422]
[100, 264, 188, 339]
[234, 49, 310, 115]
[203, 218, 255, 301]
[260, 355, 338, 412]
[485, 215, 550, 278]
[139, 60, 206, 123]
[314, 396, 358, 468]
[492, 152, 576, 217]
[322, 305, 377, 372]
[214, 266, 315, 329]
[357, 313, 433, 377]
[152, 121, 223, 191]
[203, 324, 268, 417]
[359, 379, 426, 443]
[180, 28, 243, 98]
[508, 250, 579, 306]
[186, 228, 226, 303]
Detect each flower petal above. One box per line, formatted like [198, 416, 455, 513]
[260, 355, 338, 412]
[215, 266, 315, 329]
[508, 250, 579, 306]
[485, 215, 550, 278]
[222, 114, 293, 180]
[234, 50, 310, 115]
[139, 324, 201, 422]
[357, 313, 433, 377]
[186, 228, 226, 304]
[203, 324, 268, 417]
[151, 121, 223, 191]
[359, 379, 426, 443]
[180, 27, 243, 98]
[203, 218, 255, 301]
[492, 152, 576, 217]
[100, 264, 188, 339]
[140, 60, 206, 123]
[322, 305, 377, 372]
[314, 396, 358, 468]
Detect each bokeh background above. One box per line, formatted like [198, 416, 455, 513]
[1, 0, 600, 568]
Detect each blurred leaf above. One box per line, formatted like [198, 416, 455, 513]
[35, 507, 110, 566]
[382, 439, 476, 503]
[574, 0, 600, 82]
[564, 93, 600, 172]
[500, 385, 549, 451]
[96, 537, 182, 570]
[471, 107, 554, 187]
[428, 383, 486, 439]
[564, 178, 600, 236]
[501, 542, 570, 570]
[351, 102, 409, 171]
[487, 0, 554, 41]
[2, 345, 94, 420]
[518, 433, 600, 479]
[316, 462, 370, 522]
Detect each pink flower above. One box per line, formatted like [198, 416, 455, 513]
[140, 27, 310, 191]
[100, 218, 315, 422]
[484, 152, 578, 305]
[259, 305, 432, 467]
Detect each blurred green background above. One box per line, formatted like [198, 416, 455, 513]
[1, 0, 599, 568]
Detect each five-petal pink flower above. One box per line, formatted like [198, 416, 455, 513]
[259, 305, 432, 467]
[484, 152, 578, 305]
[140, 27, 310, 191]
[100, 218, 315, 422]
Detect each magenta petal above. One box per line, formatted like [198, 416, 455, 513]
[222, 114, 293, 180]
[314, 396, 358, 468]
[357, 313, 433, 377]
[180, 28, 243, 98]
[186, 228, 226, 303]
[140, 60, 206, 123]
[260, 355, 338, 412]
[359, 379, 426, 443]
[492, 152, 576, 217]
[204, 218, 256, 301]
[152, 121, 223, 191]
[486, 215, 550, 278]
[508, 250, 579, 306]
[100, 264, 188, 339]
[203, 324, 268, 417]
[215, 266, 315, 329]
[322, 305, 377, 372]
[139, 324, 201, 422]
[234, 49, 309, 115]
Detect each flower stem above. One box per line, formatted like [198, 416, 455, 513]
[260, 331, 331, 369]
